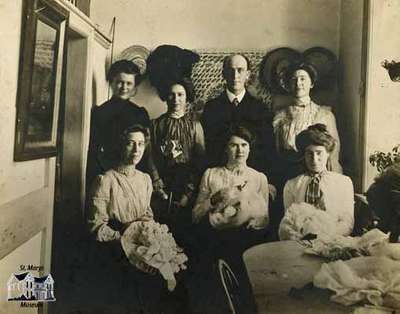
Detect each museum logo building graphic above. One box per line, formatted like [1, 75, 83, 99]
[7, 272, 55, 302]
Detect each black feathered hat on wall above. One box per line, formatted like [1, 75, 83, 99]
[147, 45, 200, 101]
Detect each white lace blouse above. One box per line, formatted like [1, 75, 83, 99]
[88, 166, 154, 242]
[273, 101, 342, 173]
[192, 165, 269, 223]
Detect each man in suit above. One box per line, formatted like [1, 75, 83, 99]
[201, 54, 276, 179]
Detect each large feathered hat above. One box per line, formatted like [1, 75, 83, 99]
[147, 45, 200, 101]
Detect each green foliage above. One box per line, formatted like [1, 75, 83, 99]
[369, 144, 400, 173]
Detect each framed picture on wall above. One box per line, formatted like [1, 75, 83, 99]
[14, 0, 68, 161]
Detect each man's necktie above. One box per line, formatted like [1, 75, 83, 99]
[305, 173, 325, 210]
[232, 98, 239, 106]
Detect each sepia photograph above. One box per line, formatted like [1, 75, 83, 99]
[1, 0, 400, 313]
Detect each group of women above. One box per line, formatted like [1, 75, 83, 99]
[86, 58, 355, 313]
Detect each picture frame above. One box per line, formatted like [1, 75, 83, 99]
[14, 0, 68, 161]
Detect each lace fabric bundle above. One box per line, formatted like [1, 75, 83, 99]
[208, 184, 268, 230]
[278, 202, 337, 240]
[121, 221, 188, 291]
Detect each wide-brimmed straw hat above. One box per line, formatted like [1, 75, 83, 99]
[259, 47, 302, 94]
[117, 45, 150, 75]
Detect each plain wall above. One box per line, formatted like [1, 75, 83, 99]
[92, 40, 111, 107]
[91, 0, 341, 118]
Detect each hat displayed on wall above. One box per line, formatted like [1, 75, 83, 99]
[117, 45, 150, 75]
[260, 46, 338, 94]
[260, 47, 302, 94]
[303, 46, 337, 89]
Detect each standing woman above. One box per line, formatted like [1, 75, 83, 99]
[150, 77, 205, 242]
[87, 60, 152, 187]
[273, 62, 342, 185]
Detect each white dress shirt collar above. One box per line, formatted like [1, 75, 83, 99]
[226, 89, 246, 104]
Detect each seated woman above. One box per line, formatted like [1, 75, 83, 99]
[193, 125, 269, 231]
[87, 125, 163, 313]
[279, 124, 354, 240]
[150, 77, 205, 241]
[190, 125, 269, 314]
[273, 62, 342, 187]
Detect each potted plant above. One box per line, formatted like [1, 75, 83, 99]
[382, 60, 400, 82]
[369, 144, 400, 173]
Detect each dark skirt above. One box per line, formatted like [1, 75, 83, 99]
[88, 240, 166, 314]
[185, 218, 268, 314]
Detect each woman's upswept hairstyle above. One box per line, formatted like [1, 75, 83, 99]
[160, 76, 195, 103]
[285, 61, 318, 86]
[119, 124, 149, 148]
[225, 125, 256, 149]
[296, 123, 336, 154]
[107, 60, 143, 85]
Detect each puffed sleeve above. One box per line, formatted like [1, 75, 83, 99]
[321, 109, 342, 173]
[192, 168, 212, 223]
[143, 174, 155, 220]
[185, 121, 207, 197]
[272, 110, 286, 153]
[194, 120, 206, 157]
[334, 176, 354, 236]
[258, 172, 269, 213]
[88, 175, 121, 242]
[283, 179, 296, 211]
[145, 121, 164, 191]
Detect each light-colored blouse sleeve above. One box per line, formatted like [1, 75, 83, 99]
[258, 172, 270, 213]
[334, 176, 354, 236]
[194, 120, 206, 157]
[318, 108, 342, 173]
[272, 110, 286, 153]
[88, 175, 121, 242]
[143, 173, 155, 220]
[192, 168, 212, 223]
[283, 178, 297, 211]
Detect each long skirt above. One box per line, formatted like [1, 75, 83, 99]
[89, 241, 166, 314]
[185, 218, 270, 314]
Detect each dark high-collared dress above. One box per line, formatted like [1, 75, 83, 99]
[86, 97, 151, 187]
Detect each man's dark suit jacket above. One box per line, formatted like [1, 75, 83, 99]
[201, 91, 276, 183]
[86, 97, 151, 187]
